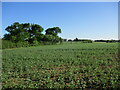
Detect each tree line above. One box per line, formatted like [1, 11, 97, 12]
[3, 22, 62, 45]
[94, 40, 120, 43]
[63, 38, 119, 43]
[1, 22, 119, 49]
[63, 38, 93, 43]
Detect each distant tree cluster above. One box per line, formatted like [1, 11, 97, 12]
[63, 38, 119, 43]
[73, 38, 93, 43]
[3, 22, 62, 45]
[66, 38, 93, 43]
[94, 40, 120, 43]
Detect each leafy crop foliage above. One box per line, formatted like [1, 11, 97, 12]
[2, 42, 119, 89]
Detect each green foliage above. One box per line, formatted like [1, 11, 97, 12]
[32, 40, 40, 46]
[4, 22, 31, 43]
[2, 40, 30, 49]
[42, 35, 62, 45]
[45, 27, 61, 36]
[95, 40, 119, 43]
[3, 22, 62, 46]
[2, 43, 119, 89]
[73, 38, 93, 43]
[2, 40, 16, 49]
[0, 39, 2, 49]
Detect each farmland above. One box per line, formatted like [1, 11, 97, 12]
[2, 42, 119, 89]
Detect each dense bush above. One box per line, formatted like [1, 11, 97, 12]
[2, 40, 31, 49]
[82, 40, 92, 43]
[2, 40, 16, 49]
[1, 39, 61, 49]
[0, 39, 2, 49]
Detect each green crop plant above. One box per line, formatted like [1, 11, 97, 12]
[2, 42, 119, 89]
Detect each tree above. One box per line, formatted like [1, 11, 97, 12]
[73, 38, 79, 41]
[45, 27, 61, 36]
[63, 39, 67, 42]
[68, 39, 72, 42]
[42, 35, 62, 44]
[3, 22, 62, 45]
[28, 24, 44, 43]
[44, 27, 62, 44]
[4, 22, 44, 44]
[4, 22, 30, 43]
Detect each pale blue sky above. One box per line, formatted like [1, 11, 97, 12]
[2, 2, 118, 40]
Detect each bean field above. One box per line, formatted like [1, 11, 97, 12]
[2, 42, 119, 89]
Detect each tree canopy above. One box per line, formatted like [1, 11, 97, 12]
[45, 27, 61, 36]
[3, 22, 62, 45]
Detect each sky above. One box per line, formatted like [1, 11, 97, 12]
[1, 0, 120, 2]
[2, 2, 118, 40]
